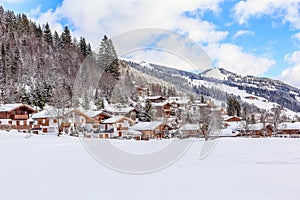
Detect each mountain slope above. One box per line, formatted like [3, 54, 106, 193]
[122, 58, 300, 114]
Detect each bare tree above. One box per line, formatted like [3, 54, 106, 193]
[241, 104, 253, 136]
[271, 105, 283, 134]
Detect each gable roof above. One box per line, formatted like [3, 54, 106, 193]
[131, 121, 163, 131]
[104, 106, 136, 115]
[84, 110, 111, 118]
[278, 122, 300, 130]
[179, 124, 200, 131]
[152, 101, 171, 107]
[32, 109, 53, 119]
[101, 115, 134, 124]
[0, 103, 35, 112]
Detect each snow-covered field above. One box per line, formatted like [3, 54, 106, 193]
[1, 131, 300, 200]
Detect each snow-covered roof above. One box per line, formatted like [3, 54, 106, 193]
[278, 122, 300, 130]
[0, 103, 34, 112]
[179, 124, 200, 131]
[145, 96, 164, 100]
[84, 110, 111, 118]
[131, 121, 163, 131]
[104, 106, 136, 114]
[101, 115, 132, 124]
[32, 106, 70, 119]
[174, 99, 190, 105]
[249, 123, 265, 131]
[32, 110, 52, 119]
[127, 129, 143, 135]
[191, 103, 209, 107]
[152, 101, 170, 107]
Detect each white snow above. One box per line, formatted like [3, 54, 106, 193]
[1, 131, 300, 200]
[201, 68, 227, 80]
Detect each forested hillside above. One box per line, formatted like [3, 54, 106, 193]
[0, 6, 101, 109]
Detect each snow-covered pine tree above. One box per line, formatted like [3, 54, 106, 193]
[43, 23, 53, 45]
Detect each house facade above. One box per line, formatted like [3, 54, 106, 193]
[0, 104, 35, 130]
[131, 121, 167, 139]
[31, 109, 58, 133]
[100, 116, 135, 138]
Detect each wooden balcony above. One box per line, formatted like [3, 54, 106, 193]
[12, 115, 29, 120]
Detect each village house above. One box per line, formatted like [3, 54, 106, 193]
[178, 124, 200, 138]
[145, 96, 166, 103]
[0, 104, 35, 130]
[189, 102, 210, 115]
[169, 97, 191, 115]
[84, 110, 111, 124]
[130, 121, 168, 139]
[152, 101, 172, 119]
[137, 86, 150, 97]
[249, 123, 273, 137]
[104, 106, 138, 121]
[31, 108, 58, 134]
[100, 115, 135, 138]
[277, 122, 300, 137]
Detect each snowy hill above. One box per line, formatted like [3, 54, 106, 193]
[122, 58, 300, 115]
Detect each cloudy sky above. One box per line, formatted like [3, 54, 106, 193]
[2, 0, 300, 88]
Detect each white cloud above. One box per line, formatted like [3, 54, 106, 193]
[30, 0, 227, 49]
[232, 30, 255, 40]
[27, 0, 276, 77]
[206, 43, 276, 76]
[280, 51, 300, 88]
[292, 32, 300, 41]
[233, 0, 300, 29]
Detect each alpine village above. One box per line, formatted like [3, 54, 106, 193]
[1, 7, 300, 141]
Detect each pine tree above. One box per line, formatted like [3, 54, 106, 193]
[53, 31, 60, 48]
[61, 26, 72, 48]
[43, 23, 53, 45]
[82, 92, 90, 110]
[87, 43, 92, 55]
[79, 37, 87, 57]
[98, 35, 120, 79]
[227, 96, 241, 117]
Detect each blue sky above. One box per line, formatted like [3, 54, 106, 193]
[2, 0, 300, 88]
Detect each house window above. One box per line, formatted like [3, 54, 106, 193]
[53, 119, 57, 123]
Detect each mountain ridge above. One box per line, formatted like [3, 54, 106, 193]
[122, 58, 300, 114]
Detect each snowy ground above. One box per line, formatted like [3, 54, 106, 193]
[1, 131, 300, 200]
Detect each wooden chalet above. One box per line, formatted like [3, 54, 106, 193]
[278, 122, 300, 135]
[85, 110, 111, 124]
[100, 116, 135, 138]
[31, 108, 58, 133]
[145, 96, 166, 103]
[137, 86, 150, 97]
[249, 124, 273, 137]
[179, 124, 200, 137]
[130, 121, 168, 139]
[152, 101, 172, 118]
[0, 104, 35, 130]
[104, 106, 138, 121]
